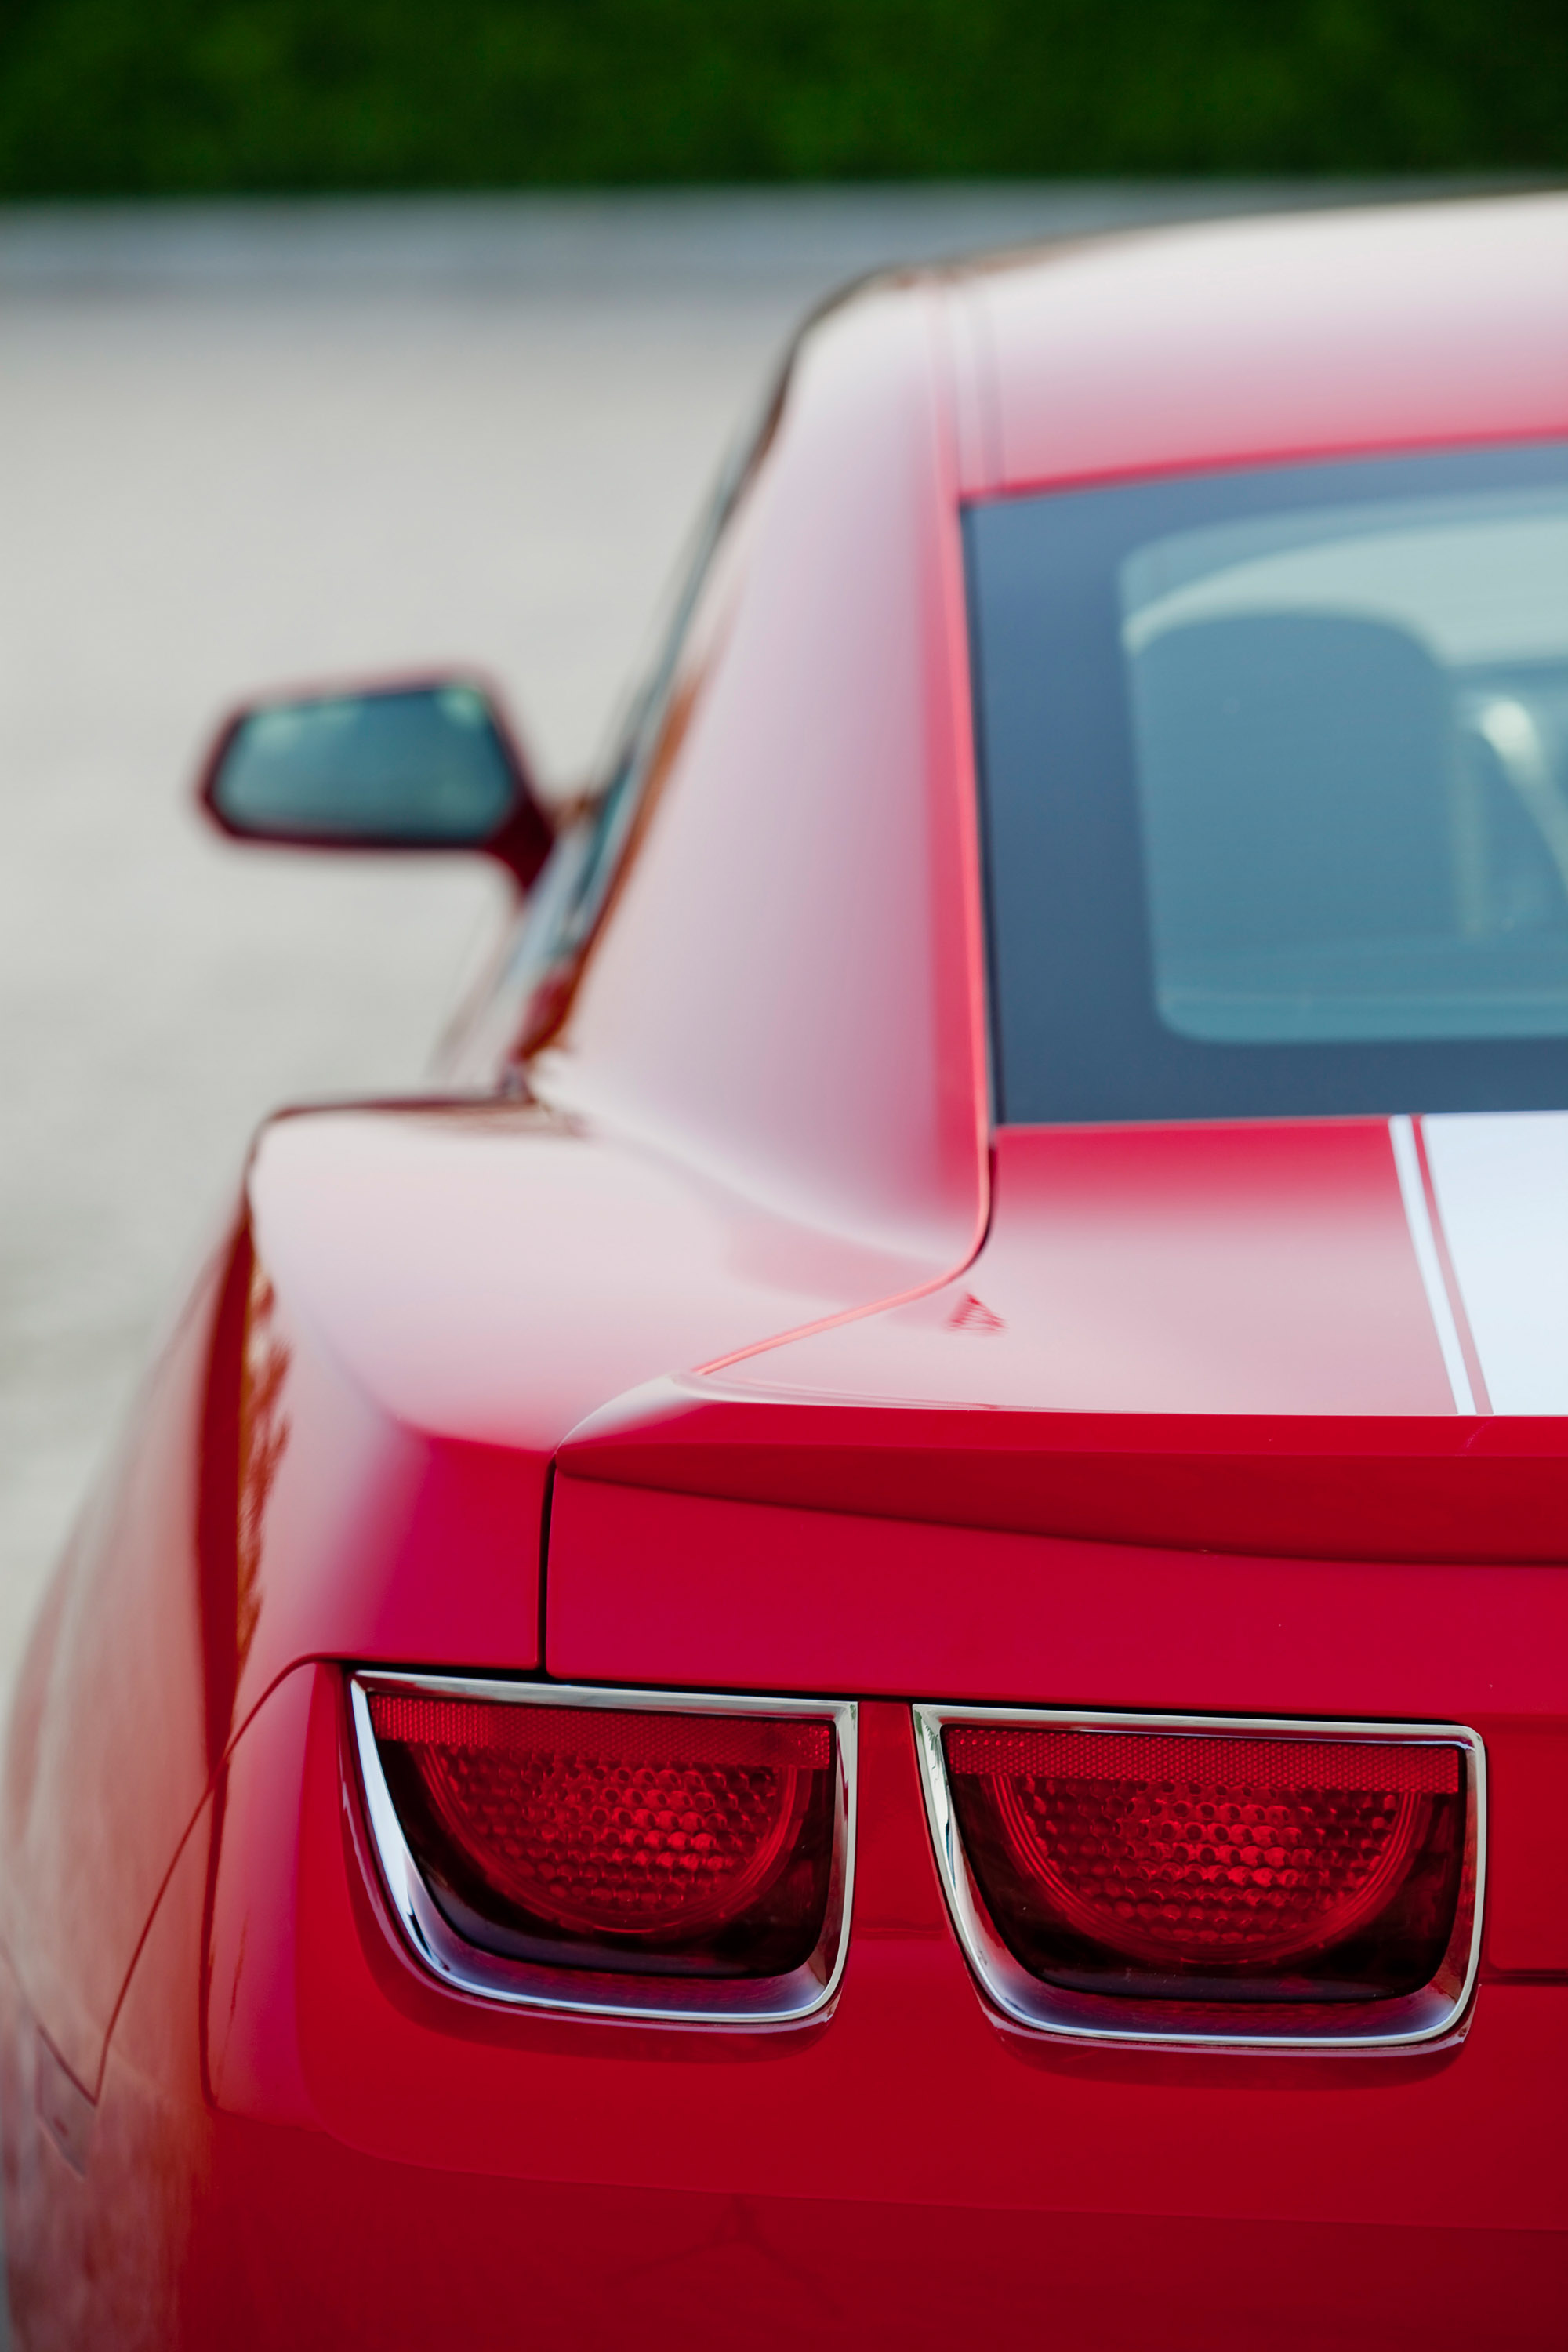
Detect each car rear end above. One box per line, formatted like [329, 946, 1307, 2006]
[6, 195, 1568, 2348]
[150, 1450, 1564, 2348]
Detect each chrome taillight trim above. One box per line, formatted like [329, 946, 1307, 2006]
[913, 1702, 1486, 2052]
[349, 1671, 857, 2027]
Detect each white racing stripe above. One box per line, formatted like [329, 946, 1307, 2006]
[1389, 1116, 1477, 1416]
[1421, 1111, 1568, 1416]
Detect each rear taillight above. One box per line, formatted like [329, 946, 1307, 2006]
[350, 1676, 855, 2025]
[916, 1707, 1483, 2049]
[372, 1693, 830, 1964]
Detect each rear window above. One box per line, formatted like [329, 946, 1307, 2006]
[967, 441, 1568, 1123]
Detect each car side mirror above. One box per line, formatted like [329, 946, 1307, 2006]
[198, 674, 553, 887]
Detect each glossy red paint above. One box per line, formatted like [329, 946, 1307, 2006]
[5, 195, 1568, 2342]
[0, 1079, 971, 2112]
[956, 196, 1568, 499]
[550, 1385, 1568, 1563]
[546, 1452, 1568, 1708]
[716, 1118, 1460, 1414]
[0, 1240, 231, 2100]
[3, 1667, 1562, 2347]
[527, 281, 989, 1272]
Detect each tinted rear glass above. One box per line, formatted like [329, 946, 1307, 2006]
[967, 442, 1568, 1123]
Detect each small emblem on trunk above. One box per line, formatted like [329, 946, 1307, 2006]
[949, 1293, 1005, 1334]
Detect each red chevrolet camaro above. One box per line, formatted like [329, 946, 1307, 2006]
[5, 194, 1567, 2346]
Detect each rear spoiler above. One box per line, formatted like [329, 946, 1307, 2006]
[558, 1376, 1568, 1565]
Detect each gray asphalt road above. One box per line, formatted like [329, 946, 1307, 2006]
[0, 180, 1483, 1704]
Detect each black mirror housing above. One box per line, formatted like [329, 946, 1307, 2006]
[198, 674, 554, 887]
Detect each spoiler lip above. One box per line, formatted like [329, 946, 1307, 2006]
[556, 1375, 1568, 1565]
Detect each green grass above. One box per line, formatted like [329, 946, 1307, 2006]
[1, 0, 1564, 197]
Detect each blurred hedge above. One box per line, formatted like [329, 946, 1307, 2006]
[1, 0, 1564, 195]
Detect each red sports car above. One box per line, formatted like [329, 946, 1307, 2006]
[4, 194, 1567, 2347]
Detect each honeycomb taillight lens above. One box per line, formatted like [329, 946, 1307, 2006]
[351, 1677, 855, 2022]
[917, 1709, 1483, 2046]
